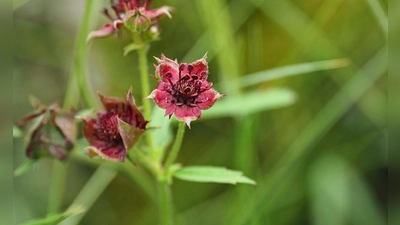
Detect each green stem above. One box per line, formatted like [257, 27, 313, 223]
[133, 33, 151, 120]
[48, 0, 97, 216]
[159, 181, 173, 225]
[128, 150, 161, 179]
[59, 165, 117, 225]
[132, 33, 156, 159]
[64, 0, 97, 109]
[157, 122, 186, 225]
[47, 161, 67, 214]
[163, 122, 186, 176]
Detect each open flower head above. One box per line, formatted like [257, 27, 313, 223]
[147, 53, 225, 128]
[87, 0, 173, 41]
[82, 87, 148, 162]
[16, 97, 77, 161]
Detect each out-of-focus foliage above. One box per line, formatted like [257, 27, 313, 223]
[14, 0, 387, 224]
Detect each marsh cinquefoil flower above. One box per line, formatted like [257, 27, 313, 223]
[16, 97, 76, 161]
[147, 54, 225, 128]
[87, 0, 173, 40]
[82, 87, 148, 162]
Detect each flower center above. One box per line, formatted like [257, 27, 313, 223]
[164, 64, 211, 107]
[103, 0, 140, 21]
[96, 112, 123, 143]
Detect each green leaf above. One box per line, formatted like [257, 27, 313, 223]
[19, 204, 85, 225]
[174, 166, 256, 185]
[228, 58, 349, 88]
[13, 126, 23, 138]
[14, 159, 36, 177]
[202, 88, 296, 119]
[123, 43, 141, 56]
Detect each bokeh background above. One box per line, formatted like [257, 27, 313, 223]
[13, 0, 388, 224]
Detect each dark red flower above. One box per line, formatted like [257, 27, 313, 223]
[16, 97, 77, 161]
[147, 53, 225, 128]
[87, 0, 173, 40]
[82, 87, 148, 162]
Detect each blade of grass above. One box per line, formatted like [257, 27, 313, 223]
[13, 0, 31, 11]
[69, 146, 157, 204]
[222, 58, 349, 90]
[234, 46, 387, 224]
[183, 0, 264, 63]
[196, 0, 241, 95]
[364, 0, 388, 39]
[201, 88, 296, 119]
[252, 0, 387, 130]
[47, 0, 102, 216]
[58, 165, 117, 225]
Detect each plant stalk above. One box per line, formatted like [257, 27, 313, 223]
[159, 181, 173, 225]
[132, 33, 156, 159]
[163, 122, 186, 175]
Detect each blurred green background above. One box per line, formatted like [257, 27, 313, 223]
[13, 0, 388, 224]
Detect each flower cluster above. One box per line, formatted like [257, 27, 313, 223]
[147, 54, 225, 127]
[87, 0, 173, 41]
[16, 97, 76, 161]
[81, 87, 148, 162]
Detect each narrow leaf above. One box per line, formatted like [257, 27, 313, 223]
[202, 88, 296, 119]
[123, 43, 141, 56]
[226, 58, 350, 88]
[14, 159, 36, 177]
[19, 204, 85, 225]
[174, 166, 256, 185]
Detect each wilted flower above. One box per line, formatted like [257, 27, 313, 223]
[87, 0, 173, 41]
[82, 87, 148, 162]
[16, 97, 77, 161]
[147, 53, 225, 128]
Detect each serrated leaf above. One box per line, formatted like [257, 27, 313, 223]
[202, 88, 296, 119]
[174, 166, 256, 185]
[13, 126, 23, 138]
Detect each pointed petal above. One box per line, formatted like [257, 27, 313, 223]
[197, 89, 226, 110]
[165, 104, 176, 117]
[81, 117, 104, 147]
[85, 146, 125, 162]
[97, 91, 127, 113]
[48, 144, 68, 161]
[50, 107, 77, 147]
[174, 105, 199, 128]
[16, 108, 46, 127]
[148, 88, 174, 109]
[190, 54, 208, 78]
[117, 117, 144, 152]
[144, 6, 174, 19]
[87, 23, 115, 42]
[125, 87, 148, 129]
[155, 54, 180, 82]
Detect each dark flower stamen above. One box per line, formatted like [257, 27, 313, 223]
[147, 53, 225, 128]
